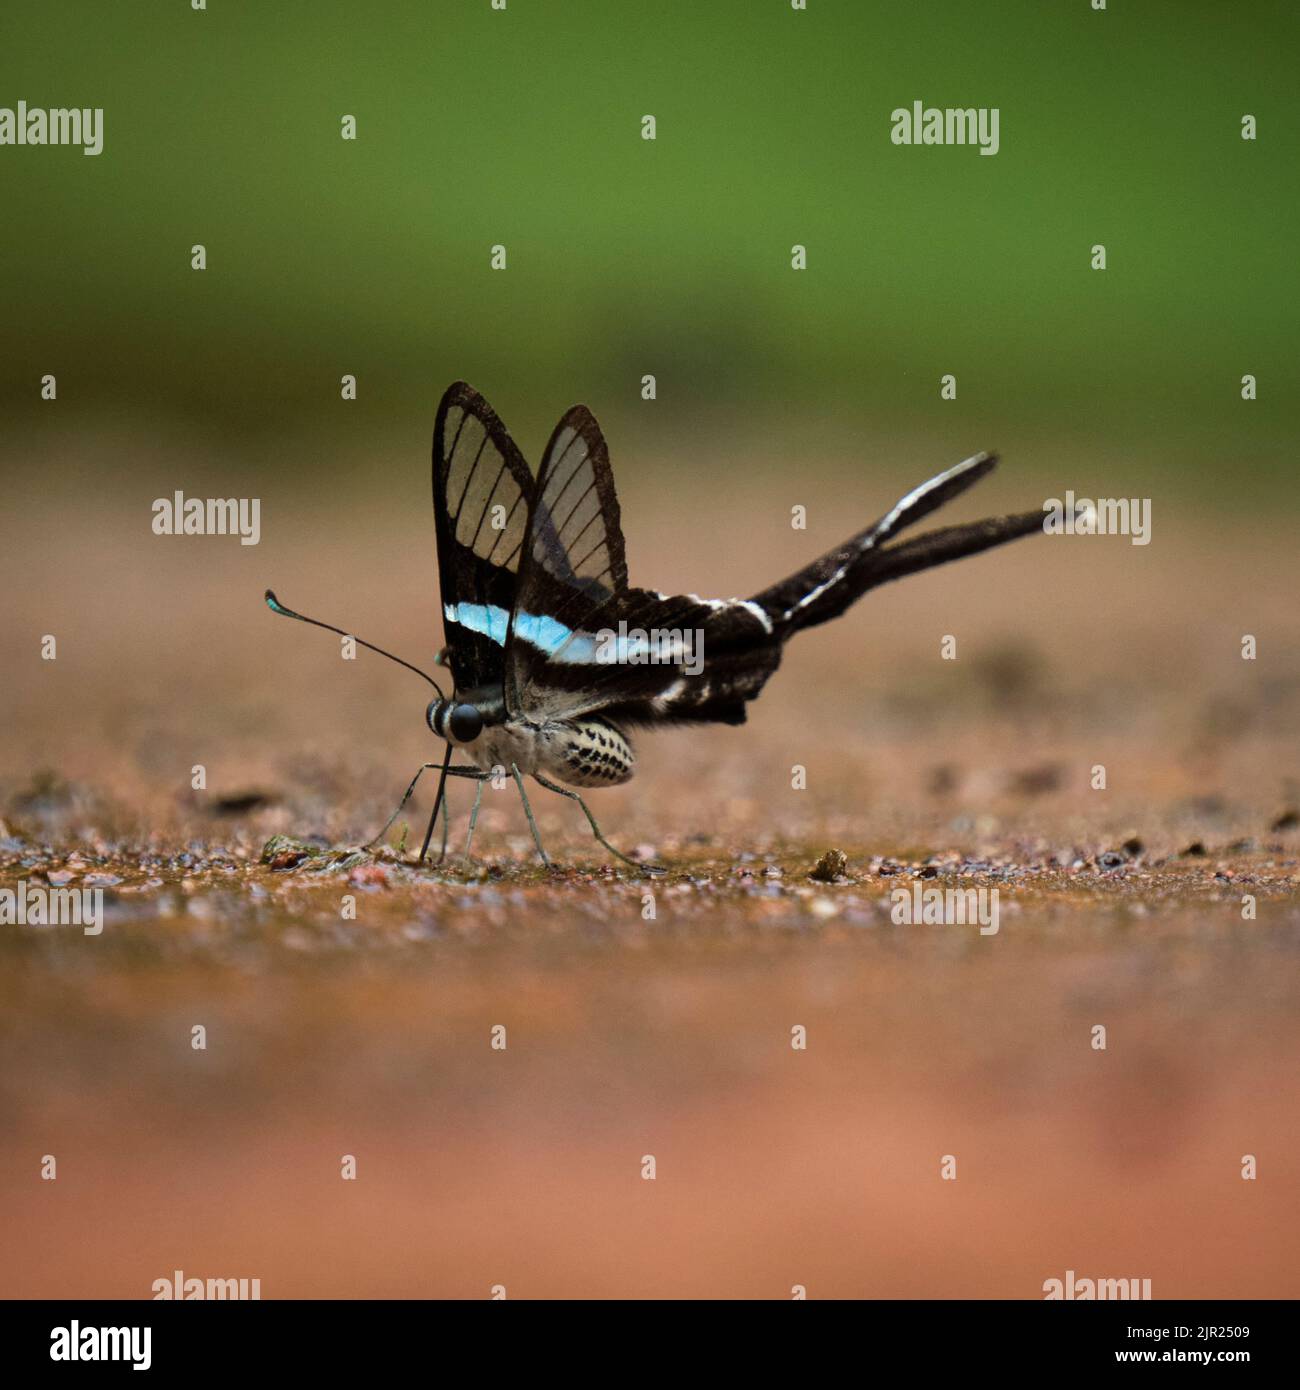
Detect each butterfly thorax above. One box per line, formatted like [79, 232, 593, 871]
[464, 715, 635, 789]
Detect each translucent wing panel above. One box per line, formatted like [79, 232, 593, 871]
[432, 383, 534, 693]
[505, 406, 631, 715]
[443, 402, 530, 569]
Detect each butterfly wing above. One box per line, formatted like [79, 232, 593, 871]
[581, 585, 781, 728]
[433, 382, 534, 693]
[502, 404, 628, 718]
[504, 405, 779, 725]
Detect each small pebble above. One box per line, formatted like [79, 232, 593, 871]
[810, 848, 848, 883]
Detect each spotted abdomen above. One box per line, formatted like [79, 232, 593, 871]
[552, 717, 635, 788]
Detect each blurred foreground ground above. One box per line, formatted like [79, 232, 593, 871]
[2, 450, 1298, 1298]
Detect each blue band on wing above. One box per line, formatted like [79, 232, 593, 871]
[445, 602, 600, 662]
[445, 602, 703, 669]
[446, 601, 511, 646]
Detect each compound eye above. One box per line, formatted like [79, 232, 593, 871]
[448, 703, 483, 742]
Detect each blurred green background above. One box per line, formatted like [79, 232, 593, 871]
[1, 0, 1296, 505]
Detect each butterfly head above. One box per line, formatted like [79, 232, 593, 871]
[426, 698, 484, 745]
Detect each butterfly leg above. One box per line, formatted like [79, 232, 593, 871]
[436, 780, 450, 863]
[532, 773, 663, 875]
[510, 763, 550, 867]
[416, 765, 491, 864]
[367, 761, 442, 850]
[463, 777, 485, 867]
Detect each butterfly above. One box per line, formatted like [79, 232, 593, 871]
[267, 380, 1045, 872]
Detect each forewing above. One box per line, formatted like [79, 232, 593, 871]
[433, 382, 533, 691]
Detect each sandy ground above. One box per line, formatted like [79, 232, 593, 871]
[2, 451, 1298, 1298]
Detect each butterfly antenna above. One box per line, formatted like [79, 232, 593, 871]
[264, 589, 447, 699]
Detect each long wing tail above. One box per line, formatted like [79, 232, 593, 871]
[751, 453, 1044, 637]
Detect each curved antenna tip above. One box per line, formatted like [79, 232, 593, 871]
[261, 587, 445, 697]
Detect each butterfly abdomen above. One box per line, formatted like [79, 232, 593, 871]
[552, 717, 635, 789]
